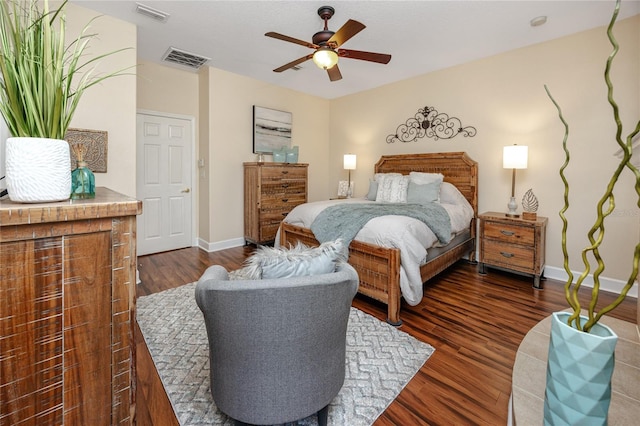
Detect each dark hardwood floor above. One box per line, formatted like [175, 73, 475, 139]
[135, 246, 637, 425]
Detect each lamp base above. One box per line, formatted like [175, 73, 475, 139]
[507, 196, 519, 218]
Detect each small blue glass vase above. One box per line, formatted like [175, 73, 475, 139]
[71, 161, 95, 199]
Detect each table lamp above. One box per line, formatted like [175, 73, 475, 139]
[503, 145, 528, 217]
[343, 154, 356, 198]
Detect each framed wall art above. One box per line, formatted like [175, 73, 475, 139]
[65, 128, 108, 172]
[253, 106, 292, 154]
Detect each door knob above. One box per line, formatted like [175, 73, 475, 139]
[181, 188, 190, 193]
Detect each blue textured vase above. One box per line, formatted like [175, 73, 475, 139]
[543, 312, 617, 425]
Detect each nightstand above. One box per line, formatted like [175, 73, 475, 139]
[478, 211, 548, 288]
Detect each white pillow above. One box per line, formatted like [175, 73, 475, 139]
[440, 181, 470, 206]
[409, 171, 444, 185]
[376, 174, 409, 203]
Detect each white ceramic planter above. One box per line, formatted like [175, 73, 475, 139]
[5, 137, 71, 203]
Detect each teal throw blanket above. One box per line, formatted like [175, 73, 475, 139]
[310, 202, 452, 246]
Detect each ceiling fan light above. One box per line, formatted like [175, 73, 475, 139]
[313, 47, 339, 70]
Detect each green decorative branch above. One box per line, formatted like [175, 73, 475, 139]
[545, 0, 640, 333]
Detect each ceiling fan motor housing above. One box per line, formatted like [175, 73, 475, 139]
[313, 30, 335, 46]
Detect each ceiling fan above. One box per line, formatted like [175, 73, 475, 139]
[265, 6, 391, 82]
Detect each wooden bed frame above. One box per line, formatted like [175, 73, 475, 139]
[280, 152, 478, 325]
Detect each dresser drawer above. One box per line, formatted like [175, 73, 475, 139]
[261, 166, 307, 180]
[483, 221, 534, 245]
[260, 207, 296, 222]
[259, 222, 281, 242]
[261, 181, 306, 196]
[482, 240, 534, 270]
[260, 196, 306, 210]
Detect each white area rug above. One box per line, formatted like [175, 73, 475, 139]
[137, 282, 434, 425]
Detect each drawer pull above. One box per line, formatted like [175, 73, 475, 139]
[282, 184, 289, 188]
[281, 170, 289, 174]
[500, 251, 514, 258]
[500, 230, 515, 236]
[282, 213, 288, 217]
[281, 198, 288, 202]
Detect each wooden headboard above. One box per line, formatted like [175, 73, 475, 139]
[374, 152, 478, 217]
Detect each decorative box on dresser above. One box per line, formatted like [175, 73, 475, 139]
[244, 162, 308, 245]
[478, 211, 547, 288]
[0, 187, 142, 425]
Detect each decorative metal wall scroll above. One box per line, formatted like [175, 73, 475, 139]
[65, 128, 108, 172]
[386, 105, 477, 144]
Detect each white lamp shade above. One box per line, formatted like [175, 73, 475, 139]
[503, 145, 528, 169]
[343, 154, 356, 170]
[313, 47, 339, 70]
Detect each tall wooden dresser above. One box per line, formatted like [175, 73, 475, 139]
[244, 162, 308, 245]
[0, 187, 141, 425]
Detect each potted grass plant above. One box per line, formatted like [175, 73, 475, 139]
[543, 0, 639, 423]
[0, 0, 129, 202]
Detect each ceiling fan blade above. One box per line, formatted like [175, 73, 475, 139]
[265, 32, 318, 49]
[338, 48, 391, 64]
[327, 19, 365, 48]
[327, 65, 342, 82]
[273, 54, 313, 73]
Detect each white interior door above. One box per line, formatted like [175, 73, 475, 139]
[137, 113, 193, 255]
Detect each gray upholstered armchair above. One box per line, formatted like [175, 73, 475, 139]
[195, 262, 359, 425]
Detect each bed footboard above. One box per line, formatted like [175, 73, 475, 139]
[280, 222, 402, 325]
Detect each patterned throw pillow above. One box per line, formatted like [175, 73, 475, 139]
[375, 174, 409, 203]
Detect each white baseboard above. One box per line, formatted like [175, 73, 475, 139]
[197, 237, 245, 253]
[544, 266, 638, 299]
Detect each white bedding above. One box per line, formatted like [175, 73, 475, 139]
[276, 197, 473, 305]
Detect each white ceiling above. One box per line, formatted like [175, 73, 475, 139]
[71, 0, 640, 100]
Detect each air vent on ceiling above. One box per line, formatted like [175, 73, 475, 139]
[162, 47, 210, 70]
[135, 3, 170, 22]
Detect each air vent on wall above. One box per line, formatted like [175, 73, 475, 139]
[162, 47, 210, 70]
[135, 3, 170, 22]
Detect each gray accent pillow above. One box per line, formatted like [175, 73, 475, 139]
[366, 179, 378, 200]
[407, 180, 442, 204]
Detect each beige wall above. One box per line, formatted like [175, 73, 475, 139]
[206, 68, 330, 243]
[330, 15, 640, 285]
[65, 2, 137, 197]
[137, 60, 199, 119]
[198, 67, 211, 241]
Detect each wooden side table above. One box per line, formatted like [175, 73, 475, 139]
[478, 211, 547, 288]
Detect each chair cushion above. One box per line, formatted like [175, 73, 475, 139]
[232, 240, 347, 280]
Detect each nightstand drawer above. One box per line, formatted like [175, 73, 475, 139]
[482, 240, 534, 270]
[483, 222, 534, 245]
